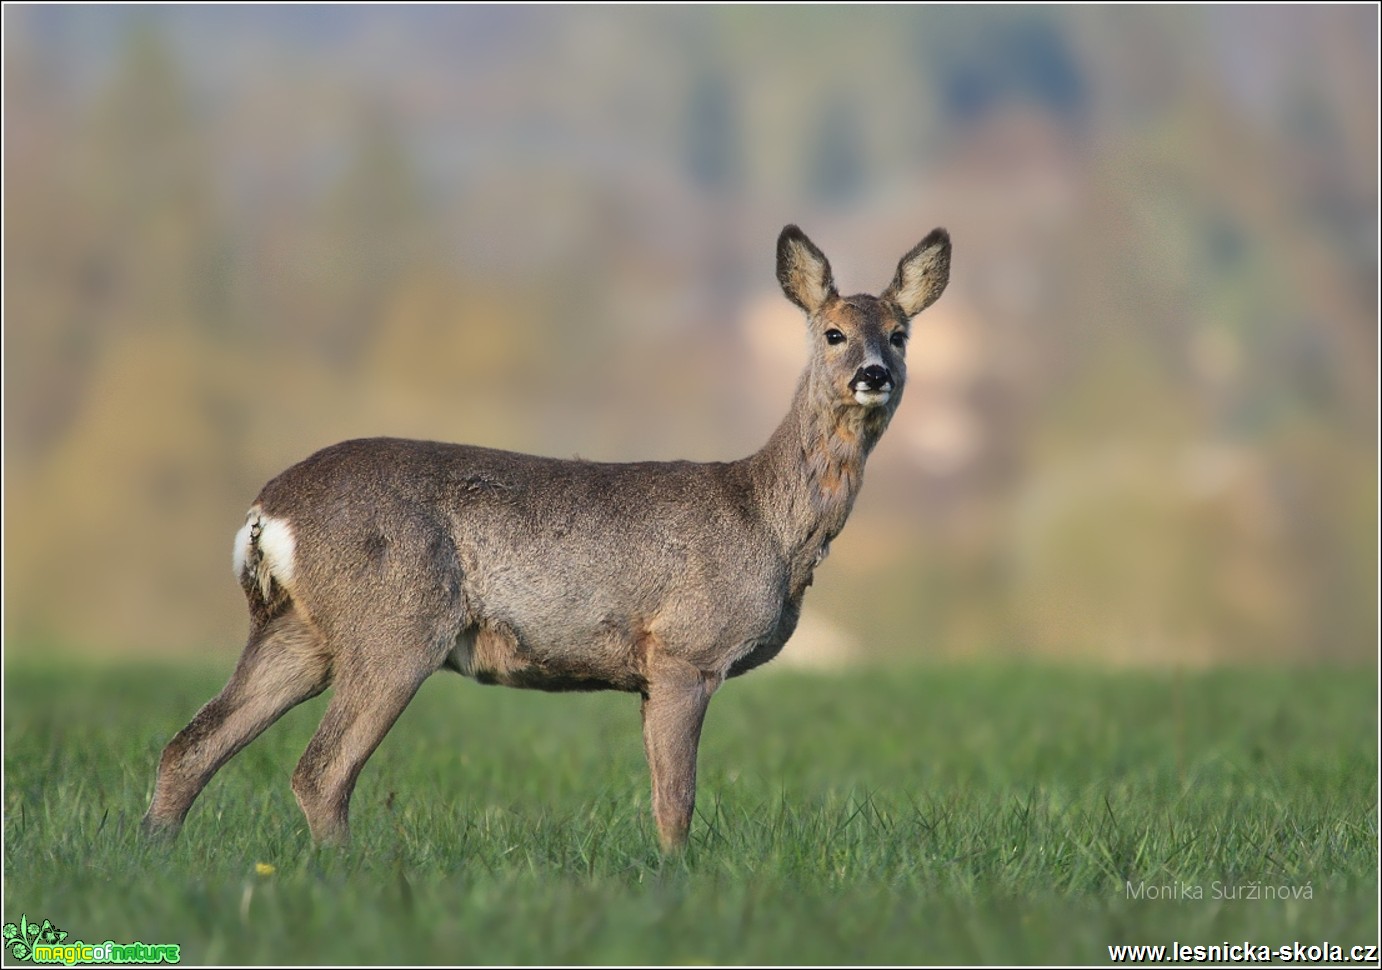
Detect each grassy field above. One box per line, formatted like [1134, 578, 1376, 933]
[3, 660, 1377, 964]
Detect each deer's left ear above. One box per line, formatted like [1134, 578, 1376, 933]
[777, 225, 837, 316]
[883, 228, 951, 319]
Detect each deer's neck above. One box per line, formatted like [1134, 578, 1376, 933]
[749, 374, 894, 586]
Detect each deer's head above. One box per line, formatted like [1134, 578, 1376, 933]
[776, 225, 951, 418]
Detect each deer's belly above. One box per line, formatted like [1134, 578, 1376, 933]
[446, 622, 647, 693]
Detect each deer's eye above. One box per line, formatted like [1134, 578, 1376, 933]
[889, 331, 907, 349]
[824, 329, 846, 345]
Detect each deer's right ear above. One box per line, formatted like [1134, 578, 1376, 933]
[776, 225, 837, 316]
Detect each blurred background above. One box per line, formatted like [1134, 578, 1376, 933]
[3, 5, 1376, 666]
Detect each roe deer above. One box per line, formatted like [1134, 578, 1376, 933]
[142, 224, 951, 851]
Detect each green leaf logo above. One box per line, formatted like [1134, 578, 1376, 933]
[3, 914, 69, 962]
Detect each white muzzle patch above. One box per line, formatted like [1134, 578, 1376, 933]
[852, 388, 892, 407]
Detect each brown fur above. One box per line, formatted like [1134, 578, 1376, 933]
[141, 224, 951, 851]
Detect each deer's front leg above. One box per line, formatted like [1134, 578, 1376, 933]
[640, 653, 719, 852]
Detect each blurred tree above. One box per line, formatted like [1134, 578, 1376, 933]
[78, 19, 220, 333]
[683, 69, 740, 192]
[682, 54, 747, 335]
[6, 19, 220, 460]
[311, 101, 432, 367]
[806, 93, 866, 206]
[918, 10, 1087, 129]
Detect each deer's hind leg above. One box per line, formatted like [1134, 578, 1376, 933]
[143, 605, 330, 838]
[289, 619, 451, 845]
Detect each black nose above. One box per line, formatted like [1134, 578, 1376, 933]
[853, 365, 893, 390]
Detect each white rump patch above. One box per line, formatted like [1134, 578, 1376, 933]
[258, 516, 297, 587]
[232, 507, 297, 598]
[232, 516, 255, 579]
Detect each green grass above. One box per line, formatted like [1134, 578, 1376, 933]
[3, 660, 1377, 964]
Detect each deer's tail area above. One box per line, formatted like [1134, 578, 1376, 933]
[233, 505, 298, 614]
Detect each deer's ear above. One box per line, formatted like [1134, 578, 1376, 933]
[776, 225, 837, 315]
[883, 228, 951, 319]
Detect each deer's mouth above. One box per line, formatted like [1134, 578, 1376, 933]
[851, 388, 892, 407]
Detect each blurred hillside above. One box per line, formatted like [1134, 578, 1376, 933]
[3, 6, 1376, 664]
